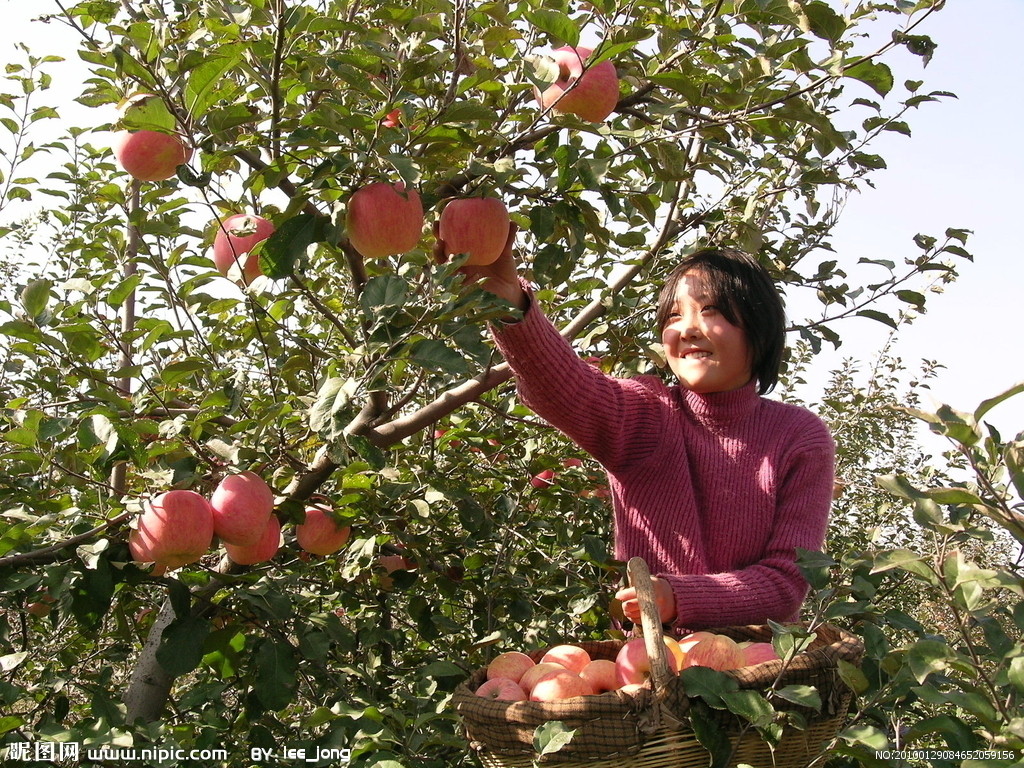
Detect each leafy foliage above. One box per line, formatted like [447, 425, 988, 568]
[2, 1, 1012, 767]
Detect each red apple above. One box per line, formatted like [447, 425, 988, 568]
[134, 489, 215, 569]
[531, 469, 556, 489]
[540, 644, 591, 675]
[295, 506, 351, 556]
[663, 636, 686, 670]
[518, 662, 564, 696]
[615, 636, 681, 687]
[212, 213, 276, 283]
[437, 197, 510, 266]
[534, 46, 619, 123]
[112, 129, 193, 181]
[683, 634, 745, 671]
[580, 659, 618, 693]
[382, 109, 402, 128]
[677, 631, 716, 654]
[210, 471, 275, 547]
[475, 677, 528, 702]
[529, 669, 594, 701]
[487, 652, 536, 684]
[224, 515, 282, 565]
[345, 182, 424, 259]
[740, 642, 780, 666]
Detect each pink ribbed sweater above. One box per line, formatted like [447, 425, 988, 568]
[492, 297, 835, 631]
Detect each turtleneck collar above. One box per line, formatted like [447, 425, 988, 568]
[678, 379, 760, 427]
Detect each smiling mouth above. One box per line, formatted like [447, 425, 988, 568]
[682, 349, 711, 360]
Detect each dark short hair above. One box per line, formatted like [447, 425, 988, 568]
[655, 248, 786, 395]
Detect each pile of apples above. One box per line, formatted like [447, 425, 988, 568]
[128, 472, 351, 573]
[476, 632, 780, 703]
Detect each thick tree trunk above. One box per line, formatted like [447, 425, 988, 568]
[122, 598, 177, 723]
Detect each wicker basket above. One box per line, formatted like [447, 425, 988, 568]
[453, 557, 863, 767]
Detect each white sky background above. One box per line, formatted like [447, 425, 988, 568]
[0, 1, 1021, 439]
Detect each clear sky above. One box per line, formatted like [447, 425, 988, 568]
[1, 1, 1021, 438]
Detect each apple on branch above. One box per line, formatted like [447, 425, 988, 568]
[112, 128, 193, 182]
[132, 489, 215, 570]
[210, 470, 275, 547]
[345, 181, 424, 259]
[534, 46, 619, 123]
[224, 515, 282, 565]
[295, 505, 351, 556]
[212, 213, 276, 284]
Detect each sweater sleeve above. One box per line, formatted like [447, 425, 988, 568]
[662, 418, 835, 630]
[490, 287, 665, 472]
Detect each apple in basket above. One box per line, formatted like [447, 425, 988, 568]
[679, 632, 745, 671]
[518, 662, 566, 696]
[539, 644, 592, 675]
[475, 677, 528, 702]
[529, 669, 594, 702]
[739, 641, 780, 666]
[580, 659, 619, 693]
[486, 651, 535, 684]
[615, 636, 683, 686]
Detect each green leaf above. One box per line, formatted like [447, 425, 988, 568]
[361, 274, 409, 314]
[687, 701, 733, 768]
[157, 615, 211, 677]
[254, 638, 298, 711]
[844, 59, 894, 97]
[721, 689, 776, 725]
[260, 213, 332, 279]
[974, 381, 1024, 423]
[20, 278, 52, 319]
[184, 45, 244, 118]
[906, 638, 949, 684]
[678, 666, 739, 709]
[856, 309, 898, 329]
[533, 720, 577, 756]
[525, 10, 580, 47]
[119, 94, 177, 132]
[409, 339, 469, 375]
[773, 684, 821, 711]
[161, 359, 209, 386]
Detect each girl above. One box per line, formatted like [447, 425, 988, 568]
[452, 229, 835, 632]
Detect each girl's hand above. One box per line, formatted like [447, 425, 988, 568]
[433, 222, 527, 312]
[614, 577, 677, 625]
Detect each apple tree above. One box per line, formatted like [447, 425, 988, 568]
[0, 1, 999, 766]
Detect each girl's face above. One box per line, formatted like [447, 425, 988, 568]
[661, 270, 753, 394]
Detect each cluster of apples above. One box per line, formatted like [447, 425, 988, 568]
[109, 45, 619, 275]
[476, 632, 780, 703]
[128, 471, 351, 572]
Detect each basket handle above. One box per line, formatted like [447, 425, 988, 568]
[626, 556, 675, 693]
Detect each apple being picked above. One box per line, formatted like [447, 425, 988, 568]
[534, 46, 619, 123]
[345, 181, 424, 259]
[112, 129, 193, 182]
[437, 197, 510, 266]
[476, 677, 527, 702]
[212, 213, 276, 284]
[487, 651, 536, 684]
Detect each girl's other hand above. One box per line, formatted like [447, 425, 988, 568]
[614, 577, 677, 625]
